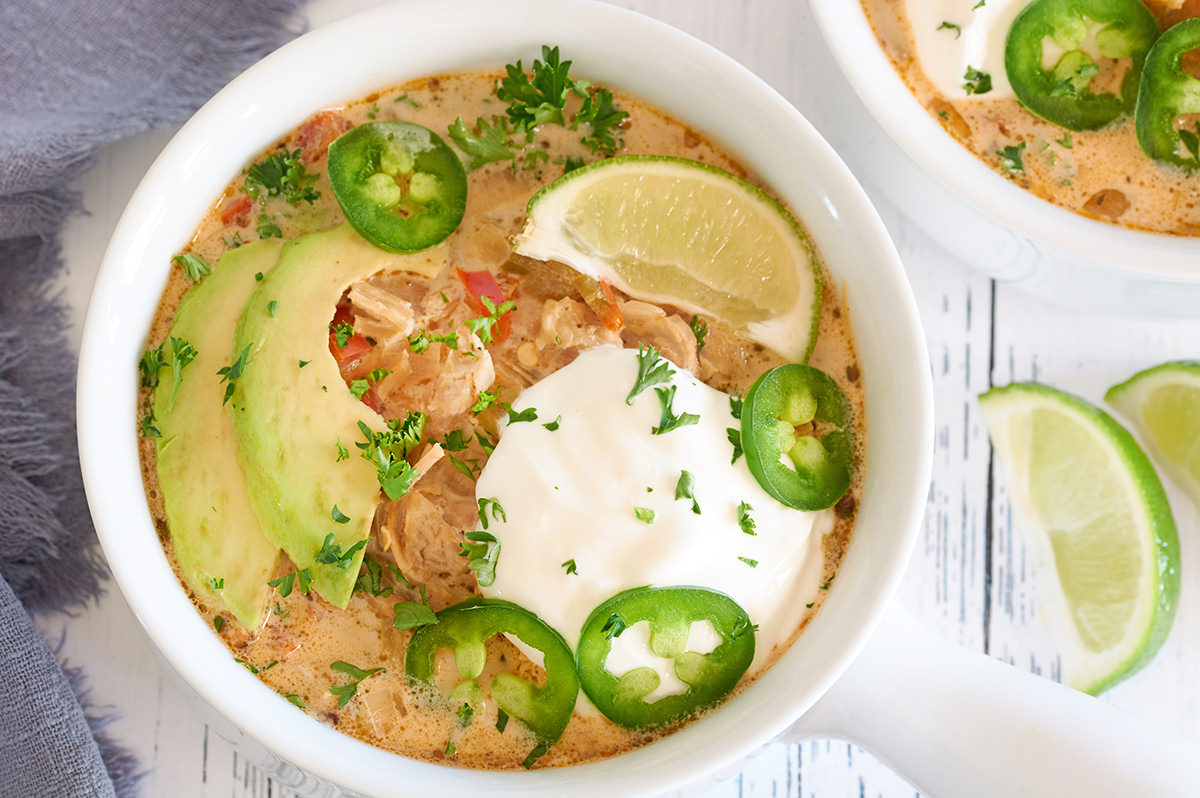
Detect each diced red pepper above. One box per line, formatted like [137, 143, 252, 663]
[296, 111, 351, 163]
[455, 267, 513, 343]
[219, 194, 252, 226]
[328, 303, 373, 378]
[598, 281, 624, 332]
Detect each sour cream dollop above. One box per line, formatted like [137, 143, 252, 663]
[907, 0, 1027, 99]
[475, 346, 831, 673]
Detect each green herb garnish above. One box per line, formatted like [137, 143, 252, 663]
[268, 568, 312, 598]
[634, 506, 656, 524]
[245, 149, 319, 205]
[737, 501, 757, 535]
[675, 470, 700, 514]
[459, 530, 500, 586]
[997, 141, 1027, 173]
[626, 345, 673, 405]
[652, 385, 700, 435]
[448, 116, 516, 171]
[329, 660, 385, 708]
[171, 252, 211, 282]
[962, 65, 993, 95]
[256, 213, 282, 239]
[562, 558, 578, 575]
[465, 296, 516, 344]
[477, 498, 507, 529]
[217, 344, 251, 406]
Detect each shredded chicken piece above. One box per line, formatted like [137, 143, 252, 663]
[373, 333, 494, 428]
[534, 297, 621, 351]
[380, 490, 475, 609]
[349, 281, 416, 342]
[618, 300, 699, 374]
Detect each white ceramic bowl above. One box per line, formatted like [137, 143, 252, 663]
[76, 1, 933, 795]
[808, 0, 1200, 318]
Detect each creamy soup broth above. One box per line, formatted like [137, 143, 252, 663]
[862, 0, 1200, 235]
[139, 69, 864, 769]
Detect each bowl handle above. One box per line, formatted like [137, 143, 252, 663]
[784, 602, 1200, 795]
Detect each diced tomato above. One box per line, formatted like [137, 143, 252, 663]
[598, 280, 624, 332]
[455, 267, 513, 342]
[328, 302, 373, 375]
[359, 390, 381, 413]
[296, 111, 351, 163]
[219, 194, 252, 226]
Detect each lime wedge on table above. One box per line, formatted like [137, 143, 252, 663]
[979, 383, 1179, 695]
[1106, 361, 1200, 509]
[512, 155, 822, 360]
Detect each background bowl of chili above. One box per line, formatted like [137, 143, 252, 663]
[808, 0, 1200, 318]
[77, 0, 933, 794]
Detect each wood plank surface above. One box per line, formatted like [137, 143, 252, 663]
[36, 0, 1200, 795]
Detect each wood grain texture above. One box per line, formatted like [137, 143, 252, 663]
[38, 0, 1200, 795]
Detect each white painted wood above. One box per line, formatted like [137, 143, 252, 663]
[34, 0, 1200, 795]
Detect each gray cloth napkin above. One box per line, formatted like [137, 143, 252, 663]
[0, 1, 307, 795]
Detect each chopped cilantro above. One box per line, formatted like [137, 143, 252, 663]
[675, 470, 700, 514]
[408, 328, 459, 353]
[245, 149, 319, 205]
[281, 692, 306, 709]
[477, 498, 507, 529]
[267, 299, 279, 317]
[729, 394, 744, 419]
[349, 379, 370, 399]
[738, 556, 759, 568]
[652, 385, 700, 435]
[256, 213, 282, 239]
[299, 359, 310, 368]
[315, 532, 366, 569]
[330, 505, 351, 525]
[213, 615, 224, 632]
[336, 439, 349, 461]
[353, 557, 393, 598]
[997, 142, 1026, 174]
[601, 612, 627, 640]
[268, 568, 312, 598]
[163, 337, 198, 412]
[562, 558, 578, 575]
[561, 154, 586, 174]
[171, 252, 211, 282]
[329, 660, 385, 708]
[962, 66, 992, 95]
[1057, 132, 1074, 149]
[211, 577, 224, 590]
[355, 418, 423, 500]
[394, 93, 421, 108]
[634, 506, 656, 524]
[727, 427, 744, 463]
[688, 315, 708, 350]
[626, 345, 673, 405]
[542, 414, 562, 431]
[475, 430, 496, 454]
[502, 402, 538, 423]
[139, 410, 161, 438]
[937, 21, 962, 38]
[465, 296, 516, 344]
[471, 389, 499, 415]
[441, 429, 470, 451]
[737, 501, 757, 535]
[217, 344, 251, 406]
[459, 530, 500, 586]
[331, 321, 355, 349]
[448, 454, 481, 481]
[448, 115, 515, 171]
[457, 701, 475, 727]
[393, 585, 438, 631]
[521, 742, 549, 770]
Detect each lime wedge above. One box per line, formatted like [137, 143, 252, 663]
[979, 382, 1179, 695]
[1106, 361, 1200, 509]
[512, 155, 822, 360]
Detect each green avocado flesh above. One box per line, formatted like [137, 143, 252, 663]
[155, 239, 284, 628]
[231, 224, 447, 608]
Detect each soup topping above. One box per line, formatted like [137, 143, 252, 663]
[138, 47, 863, 770]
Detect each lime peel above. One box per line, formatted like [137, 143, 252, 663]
[1106, 360, 1200, 510]
[980, 382, 1179, 695]
[513, 155, 822, 361]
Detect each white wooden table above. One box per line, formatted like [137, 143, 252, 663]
[41, 1, 1200, 795]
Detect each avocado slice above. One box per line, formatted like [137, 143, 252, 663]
[155, 239, 284, 628]
[231, 224, 446, 608]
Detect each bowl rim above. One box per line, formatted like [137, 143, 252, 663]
[808, 0, 1200, 280]
[76, 0, 934, 794]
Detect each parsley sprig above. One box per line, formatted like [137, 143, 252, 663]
[141, 337, 198, 412]
[652, 385, 700, 435]
[217, 344, 251, 406]
[459, 530, 500, 586]
[171, 252, 210, 282]
[355, 412, 426, 500]
[626, 345, 673, 405]
[315, 531, 366, 569]
[245, 149, 320, 206]
[268, 568, 312, 597]
[448, 116, 516, 172]
[465, 296, 516, 344]
[675, 470, 701, 514]
[328, 660, 385, 708]
[392, 584, 438, 631]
